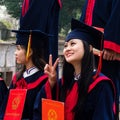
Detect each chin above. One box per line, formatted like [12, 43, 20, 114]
[66, 59, 74, 64]
[16, 61, 21, 64]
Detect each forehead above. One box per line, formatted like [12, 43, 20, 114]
[16, 45, 25, 49]
[65, 39, 83, 43]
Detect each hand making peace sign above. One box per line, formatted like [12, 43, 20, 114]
[44, 54, 59, 88]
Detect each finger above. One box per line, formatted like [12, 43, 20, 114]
[107, 51, 114, 61]
[112, 53, 117, 61]
[44, 64, 50, 74]
[115, 53, 120, 61]
[103, 51, 108, 60]
[112, 56, 116, 60]
[103, 54, 110, 60]
[53, 58, 59, 69]
[103, 50, 110, 60]
[109, 55, 113, 61]
[44, 64, 50, 72]
[49, 54, 52, 66]
[103, 53, 106, 59]
[44, 64, 48, 71]
[44, 70, 51, 76]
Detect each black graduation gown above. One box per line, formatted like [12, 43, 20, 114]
[0, 71, 48, 120]
[33, 73, 116, 120]
[80, 1, 120, 116]
[0, 78, 8, 107]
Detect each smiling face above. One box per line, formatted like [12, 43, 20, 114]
[63, 39, 84, 67]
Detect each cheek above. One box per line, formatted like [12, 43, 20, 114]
[19, 57, 26, 64]
[17, 52, 26, 63]
[76, 48, 84, 60]
[76, 52, 83, 60]
[63, 49, 66, 56]
[21, 54, 26, 61]
[20, 52, 26, 60]
[80, 48, 84, 56]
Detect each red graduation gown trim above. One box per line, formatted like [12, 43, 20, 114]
[27, 74, 48, 89]
[57, 0, 62, 8]
[45, 81, 52, 99]
[44, 80, 59, 100]
[84, 0, 96, 25]
[12, 74, 48, 90]
[65, 75, 116, 120]
[22, 0, 29, 17]
[65, 82, 78, 120]
[104, 40, 120, 54]
[88, 76, 116, 115]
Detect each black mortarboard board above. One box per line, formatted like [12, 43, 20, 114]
[66, 18, 103, 50]
[12, 29, 50, 48]
[12, 29, 51, 61]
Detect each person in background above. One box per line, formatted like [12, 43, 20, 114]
[80, 0, 120, 118]
[20, 0, 62, 63]
[0, 77, 8, 108]
[0, 30, 50, 120]
[0, 0, 61, 119]
[33, 18, 117, 120]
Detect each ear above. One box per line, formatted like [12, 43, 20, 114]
[29, 48, 33, 57]
[25, 47, 33, 62]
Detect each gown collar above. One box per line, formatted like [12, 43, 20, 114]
[23, 67, 39, 78]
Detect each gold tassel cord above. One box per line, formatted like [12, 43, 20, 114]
[26, 32, 32, 61]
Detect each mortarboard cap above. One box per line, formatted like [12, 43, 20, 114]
[66, 18, 104, 79]
[12, 29, 52, 61]
[12, 29, 50, 48]
[66, 18, 103, 50]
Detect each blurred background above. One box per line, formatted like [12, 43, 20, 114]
[0, 0, 85, 85]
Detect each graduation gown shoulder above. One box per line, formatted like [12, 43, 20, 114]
[0, 71, 48, 120]
[33, 73, 116, 120]
[80, 0, 120, 53]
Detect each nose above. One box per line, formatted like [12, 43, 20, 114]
[63, 45, 71, 54]
[14, 50, 17, 55]
[65, 45, 71, 51]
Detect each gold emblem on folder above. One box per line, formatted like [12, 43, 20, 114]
[48, 109, 57, 120]
[12, 96, 21, 110]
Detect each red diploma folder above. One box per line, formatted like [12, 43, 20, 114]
[4, 89, 27, 120]
[42, 98, 64, 120]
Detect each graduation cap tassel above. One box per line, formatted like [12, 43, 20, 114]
[26, 31, 32, 61]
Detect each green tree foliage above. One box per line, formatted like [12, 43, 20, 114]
[1, 0, 85, 37]
[0, 19, 12, 29]
[59, 0, 85, 36]
[0, 0, 22, 19]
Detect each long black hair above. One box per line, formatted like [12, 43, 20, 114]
[60, 40, 94, 119]
[16, 45, 46, 81]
